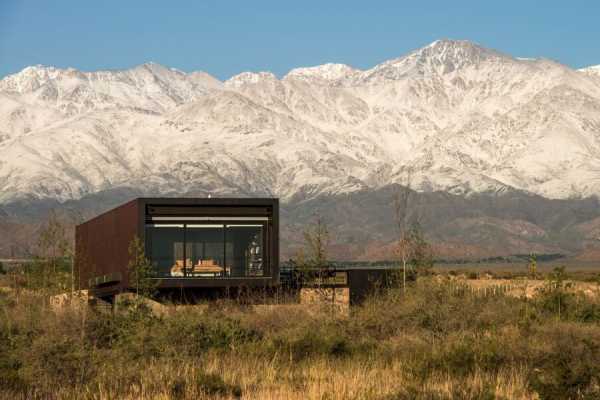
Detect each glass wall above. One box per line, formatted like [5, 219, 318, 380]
[186, 225, 225, 277]
[145, 224, 184, 278]
[145, 222, 267, 278]
[226, 225, 264, 277]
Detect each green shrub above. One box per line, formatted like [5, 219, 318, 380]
[380, 385, 448, 400]
[476, 336, 510, 373]
[408, 334, 513, 381]
[169, 377, 186, 399]
[381, 382, 499, 400]
[468, 271, 479, 280]
[196, 372, 242, 397]
[0, 353, 27, 393]
[448, 383, 499, 400]
[420, 340, 477, 378]
[528, 326, 600, 399]
[266, 322, 367, 362]
[536, 266, 574, 319]
[573, 301, 600, 323]
[185, 318, 261, 356]
[85, 312, 121, 349]
[537, 288, 574, 319]
[24, 336, 95, 388]
[442, 340, 477, 376]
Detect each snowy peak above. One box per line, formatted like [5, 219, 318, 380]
[284, 63, 360, 83]
[224, 72, 279, 88]
[0, 65, 67, 93]
[580, 65, 600, 77]
[360, 39, 510, 82]
[0, 62, 222, 114]
[126, 62, 188, 81]
[419, 39, 504, 63]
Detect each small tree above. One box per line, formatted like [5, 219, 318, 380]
[393, 183, 411, 291]
[294, 215, 331, 284]
[36, 211, 72, 291]
[539, 266, 572, 320]
[528, 253, 538, 279]
[407, 222, 434, 277]
[38, 211, 71, 272]
[294, 215, 337, 309]
[392, 171, 435, 290]
[302, 215, 329, 270]
[127, 236, 158, 299]
[392, 171, 430, 289]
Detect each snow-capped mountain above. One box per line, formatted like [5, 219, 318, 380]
[580, 65, 600, 77]
[2, 39, 600, 206]
[285, 63, 360, 83]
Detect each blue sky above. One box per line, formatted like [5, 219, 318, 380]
[0, 1, 598, 80]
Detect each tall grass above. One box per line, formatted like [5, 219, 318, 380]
[1, 275, 600, 399]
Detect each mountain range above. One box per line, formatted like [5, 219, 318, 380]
[2, 39, 600, 260]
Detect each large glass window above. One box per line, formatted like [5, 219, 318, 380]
[144, 221, 268, 279]
[186, 225, 226, 277]
[226, 225, 265, 277]
[145, 224, 184, 278]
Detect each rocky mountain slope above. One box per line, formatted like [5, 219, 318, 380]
[2, 39, 600, 205]
[2, 39, 600, 260]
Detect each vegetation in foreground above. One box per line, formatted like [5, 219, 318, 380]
[1, 266, 600, 399]
[1, 212, 599, 399]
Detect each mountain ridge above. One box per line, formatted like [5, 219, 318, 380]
[1, 39, 600, 206]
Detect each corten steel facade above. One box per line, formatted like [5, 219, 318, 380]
[76, 198, 279, 299]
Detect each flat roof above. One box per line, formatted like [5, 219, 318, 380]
[78, 197, 279, 226]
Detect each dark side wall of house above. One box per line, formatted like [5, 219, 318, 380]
[75, 198, 140, 292]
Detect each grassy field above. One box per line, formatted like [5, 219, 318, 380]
[434, 259, 600, 281]
[1, 267, 600, 399]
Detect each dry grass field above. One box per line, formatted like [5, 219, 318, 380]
[1, 265, 600, 399]
[435, 259, 600, 277]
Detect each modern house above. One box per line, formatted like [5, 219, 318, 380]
[76, 198, 279, 300]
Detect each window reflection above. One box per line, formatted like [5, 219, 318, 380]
[186, 225, 226, 277]
[144, 222, 267, 278]
[226, 225, 264, 277]
[145, 224, 184, 278]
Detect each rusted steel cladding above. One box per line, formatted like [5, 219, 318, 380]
[76, 199, 140, 290]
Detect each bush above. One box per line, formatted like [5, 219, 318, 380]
[84, 311, 121, 349]
[573, 301, 600, 323]
[196, 372, 242, 397]
[272, 330, 354, 361]
[24, 335, 95, 388]
[476, 336, 511, 373]
[411, 339, 476, 379]
[169, 377, 186, 399]
[381, 385, 448, 400]
[0, 353, 27, 393]
[179, 317, 261, 356]
[528, 326, 600, 399]
[382, 382, 499, 400]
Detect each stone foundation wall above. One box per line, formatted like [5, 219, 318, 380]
[300, 287, 350, 313]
